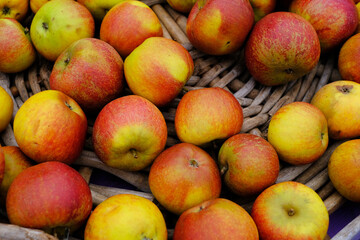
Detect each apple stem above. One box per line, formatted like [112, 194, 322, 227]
[288, 208, 295, 216]
[220, 166, 228, 175]
[130, 149, 138, 159]
[189, 159, 199, 168]
[64, 101, 73, 110]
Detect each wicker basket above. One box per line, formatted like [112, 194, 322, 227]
[0, 1, 359, 239]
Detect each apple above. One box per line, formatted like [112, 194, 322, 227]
[166, 0, 196, 13]
[357, 2, 360, 33]
[310, 80, 360, 140]
[85, 194, 167, 240]
[338, 33, 360, 84]
[186, 0, 254, 55]
[0, 146, 33, 204]
[267, 102, 328, 165]
[6, 161, 92, 231]
[175, 87, 243, 146]
[0, 18, 36, 73]
[29, 0, 49, 13]
[218, 133, 279, 196]
[249, 0, 276, 22]
[13, 90, 88, 164]
[30, 0, 95, 61]
[290, 0, 359, 52]
[0, 0, 28, 21]
[0, 86, 13, 132]
[100, 1, 163, 58]
[328, 139, 360, 202]
[77, 0, 127, 21]
[245, 11, 321, 86]
[148, 143, 222, 215]
[92, 95, 167, 171]
[0, 147, 5, 187]
[251, 181, 329, 240]
[173, 198, 259, 240]
[124, 37, 194, 107]
[49, 38, 124, 113]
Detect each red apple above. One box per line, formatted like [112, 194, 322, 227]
[6, 161, 92, 231]
[0, 18, 36, 73]
[245, 11, 321, 86]
[173, 198, 259, 240]
[50, 38, 124, 113]
[148, 143, 222, 215]
[13, 90, 88, 164]
[249, 0, 276, 22]
[218, 133, 279, 196]
[357, 2, 360, 33]
[251, 181, 329, 240]
[290, 0, 359, 52]
[186, 0, 254, 55]
[124, 37, 194, 107]
[0, 0, 28, 21]
[100, 1, 163, 58]
[338, 33, 360, 84]
[175, 87, 243, 146]
[328, 139, 360, 202]
[92, 95, 167, 171]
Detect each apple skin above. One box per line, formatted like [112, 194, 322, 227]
[186, 0, 254, 55]
[249, 0, 276, 22]
[173, 198, 259, 240]
[100, 1, 163, 58]
[77, 0, 126, 21]
[148, 143, 222, 215]
[84, 194, 167, 240]
[290, 0, 359, 52]
[267, 102, 328, 165]
[357, 2, 360, 33]
[0, 18, 36, 73]
[30, 0, 95, 61]
[124, 37, 194, 107]
[218, 133, 279, 196]
[251, 181, 329, 240]
[311, 81, 360, 140]
[0, 148, 5, 187]
[0, 0, 28, 21]
[49, 38, 124, 113]
[338, 33, 360, 84]
[6, 161, 92, 231]
[245, 11, 320, 86]
[175, 87, 243, 146]
[92, 95, 167, 171]
[0, 146, 33, 204]
[328, 139, 360, 202]
[29, 0, 49, 13]
[0, 86, 13, 132]
[166, 0, 196, 13]
[13, 90, 88, 164]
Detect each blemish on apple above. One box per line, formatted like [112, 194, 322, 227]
[336, 85, 353, 94]
[2, 6, 10, 15]
[42, 22, 49, 30]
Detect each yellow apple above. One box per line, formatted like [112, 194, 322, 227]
[0, 0, 28, 21]
[29, 0, 49, 13]
[0, 86, 13, 132]
[77, 0, 127, 21]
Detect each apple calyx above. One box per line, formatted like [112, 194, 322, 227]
[284, 68, 295, 75]
[130, 148, 138, 159]
[189, 159, 199, 168]
[336, 85, 353, 94]
[2, 6, 10, 15]
[24, 27, 30, 35]
[287, 208, 295, 216]
[42, 22, 49, 31]
[64, 101, 73, 110]
[64, 57, 70, 65]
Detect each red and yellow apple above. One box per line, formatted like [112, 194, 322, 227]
[148, 143, 222, 215]
[290, 0, 359, 52]
[49, 38, 124, 113]
[77, 0, 127, 21]
[13, 90, 88, 164]
[251, 181, 329, 240]
[0, 0, 28, 21]
[0, 146, 33, 204]
[0, 86, 13, 132]
[311, 80, 360, 140]
[175, 87, 243, 146]
[267, 102, 328, 165]
[166, 0, 196, 13]
[338, 33, 360, 84]
[357, 2, 360, 33]
[29, 0, 49, 13]
[245, 11, 321, 86]
[92, 95, 167, 171]
[249, 0, 276, 22]
[173, 198, 259, 240]
[124, 37, 194, 107]
[85, 194, 167, 240]
[100, 1, 163, 58]
[218, 133, 279, 196]
[328, 139, 360, 202]
[186, 0, 254, 55]
[6, 161, 93, 231]
[0, 18, 36, 73]
[30, 0, 95, 61]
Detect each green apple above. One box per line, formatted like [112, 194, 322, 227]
[30, 0, 95, 61]
[77, 0, 127, 21]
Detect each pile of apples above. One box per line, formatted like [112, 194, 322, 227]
[0, 0, 360, 239]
